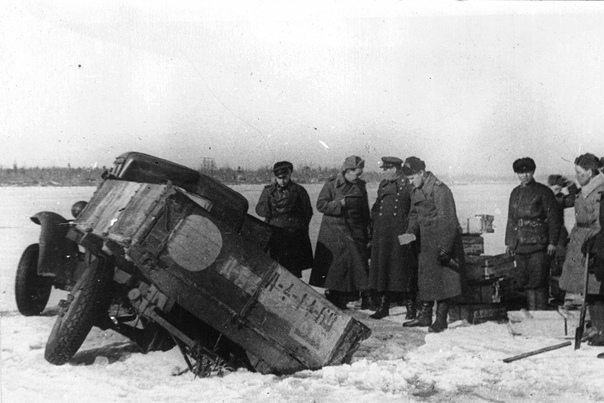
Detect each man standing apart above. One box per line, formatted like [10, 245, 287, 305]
[505, 157, 561, 310]
[256, 161, 314, 278]
[399, 157, 466, 333]
[369, 157, 418, 319]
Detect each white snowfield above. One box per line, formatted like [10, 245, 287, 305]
[2, 185, 604, 403]
[3, 307, 604, 403]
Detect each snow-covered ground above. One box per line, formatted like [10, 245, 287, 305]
[2, 184, 604, 403]
[3, 305, 604, 402]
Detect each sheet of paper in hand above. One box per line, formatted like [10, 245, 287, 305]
[398, 233, 416, 245]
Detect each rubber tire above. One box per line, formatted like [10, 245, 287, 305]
[15, 243, 52, 316]
[44, 253, 113, 365]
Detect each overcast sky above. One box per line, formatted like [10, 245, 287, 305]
[2, 1, 604, 176]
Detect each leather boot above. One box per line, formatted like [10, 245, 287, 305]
[405, 293, 417, 320]
[429, 299, 451, 333]
[403, 301, 433, 327]
[327, 290, 347, 310]
[325, 289, 336, 304]
[534, 287, 549, 310]
[361, 290, 377, 310]
[526, 289, 537, 311]
[370, 293, 390, 319]
[588, 302, 604, 346]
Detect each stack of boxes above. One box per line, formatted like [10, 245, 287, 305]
[449, 234, 515, 324]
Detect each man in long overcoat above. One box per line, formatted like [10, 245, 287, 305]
[399, 156, 466, 333]
[560, 154, 604, 346]
[587, 180, 604, 350]
[255, 161, 314, 278]
[546, 175, 575, 286]
[369, 156, 418, 319]
[310, 156, 372, 310]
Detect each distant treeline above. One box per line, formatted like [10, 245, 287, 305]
[0, 166, 107, 187]
[201, 166, 517, 185]
[202, 165, 364, 184]
[0, 164, 516, 187]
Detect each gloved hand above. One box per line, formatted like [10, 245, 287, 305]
[582, 235, 597, 256]
[505, 245, 515, 257]
[438, 246, 460, 271]
[567, 183, 578, 196]
[437, 247, 451, 266]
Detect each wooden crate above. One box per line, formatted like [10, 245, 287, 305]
[462, 233, 484, 256]
[461, 277, 514, 304]
[75, 180, 370, 374]
[465, 253, 516, 282]
[449, 303, 508, 324]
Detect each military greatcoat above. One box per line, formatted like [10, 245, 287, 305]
[592, 189, 604, 285]
[369, 175, 418, 293]
[559, 173, 604, 295]
[310, 174, 371, 291]
[255, 180, 314, 277]
[406, 172, 466, 301]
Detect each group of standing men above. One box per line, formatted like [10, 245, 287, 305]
[255, 156, 466, 333]
[255, 152, 604, 351]
[505, 154, 604, 348]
